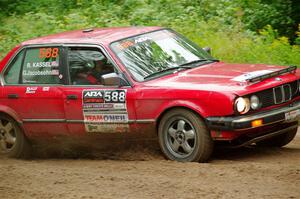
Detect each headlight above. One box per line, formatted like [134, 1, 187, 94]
[235, 97, 250, 114]
[250, 95, 260, 110]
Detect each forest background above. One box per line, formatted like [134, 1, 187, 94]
[0, 0, 299, 66]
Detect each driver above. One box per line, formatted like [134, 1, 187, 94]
[85, 59, 106, 84]
[80, 58, 113, 84]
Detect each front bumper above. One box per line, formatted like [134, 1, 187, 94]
[206, 100, 300, 131]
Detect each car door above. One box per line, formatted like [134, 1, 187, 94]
[1, 46, 68, 137]
[61, 46, 136, 135]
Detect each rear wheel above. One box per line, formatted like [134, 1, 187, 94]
[158, 108, 213, 162]
[257, 128, 297, 147]
[0, 115, 31, 158]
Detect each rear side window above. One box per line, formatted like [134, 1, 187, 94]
[4, 50, 24, 84]
[22, 47, 61, 84]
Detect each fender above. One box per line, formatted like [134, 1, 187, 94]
[153, 99, 211, 121]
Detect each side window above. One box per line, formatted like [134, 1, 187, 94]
[22, 47, 61, 84]
[4, 50, 24, 84]
[68, 47, 115, 85]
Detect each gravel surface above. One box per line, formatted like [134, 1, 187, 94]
[0, 132, 299, 199]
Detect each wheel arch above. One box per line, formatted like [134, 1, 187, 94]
[0, 105, 22, 123]
[0, 105, 25, 133]
[0, 105, 32, 158]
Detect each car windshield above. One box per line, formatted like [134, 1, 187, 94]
[110, 29, 217, 81]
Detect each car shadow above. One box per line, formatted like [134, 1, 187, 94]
[30, 139, 164, 161]
[212, 145, 300, 162]
[2, 138, 299, 162]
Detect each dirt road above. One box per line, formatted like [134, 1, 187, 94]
[1, 132, 299, 199]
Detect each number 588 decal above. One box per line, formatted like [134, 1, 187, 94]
[104, 90, 126, 103]
[39, 48, 59, 58]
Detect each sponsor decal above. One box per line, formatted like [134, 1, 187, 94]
[84, 113, 128, 123]
[113, 103, 125, 109]
[52, 69, 59, 75]
[26, 87, 37, 94]
[119, 40, 134, 49]
[117, 37, 151, 50]
[84, 90, 103, 98]
[82, 89, 128, 133]
[86, 124, 129, 133]
[83, 98, 104, 104]
[42, 87, 50, 91]
[83, 103, 114, 109]
[134, 37, 151, 43]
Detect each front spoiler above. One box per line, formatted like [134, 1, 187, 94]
[228, 124, 298, 148]
[206, 100, 300, 131]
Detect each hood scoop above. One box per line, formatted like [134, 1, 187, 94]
[232, 65, 297, 83]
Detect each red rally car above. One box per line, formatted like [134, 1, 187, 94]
[0, 27, 299, 162]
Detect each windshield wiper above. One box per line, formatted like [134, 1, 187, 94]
[179, 59, 219, 67]
[144, 66, 191, 80]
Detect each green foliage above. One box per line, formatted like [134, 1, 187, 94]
[0, 0, 299, 67]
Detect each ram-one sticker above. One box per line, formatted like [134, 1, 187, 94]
[82, 89, 128, 133]
[84, 113, 128, 123]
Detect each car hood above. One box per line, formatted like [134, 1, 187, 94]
[143, 62, 299, 96]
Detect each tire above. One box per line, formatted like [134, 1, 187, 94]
[158, 108, 214, 162]
[0, 114, 31, 158]
[257, 128, 297, 147]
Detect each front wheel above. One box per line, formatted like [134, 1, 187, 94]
[158, 108, 214, 162]
[0, 115, 31, 158]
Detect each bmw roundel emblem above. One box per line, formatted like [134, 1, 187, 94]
[275, 77, 282, 81]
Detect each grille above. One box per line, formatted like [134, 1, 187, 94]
[252, 80, 299, 108]
[273, 86, 283, 103]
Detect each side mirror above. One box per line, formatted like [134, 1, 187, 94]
[102, 73, 127, 86]
[203, 47, 212, 55]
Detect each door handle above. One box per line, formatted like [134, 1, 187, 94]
[67, 95, 78, 100]
[8, 94, 19, 99]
